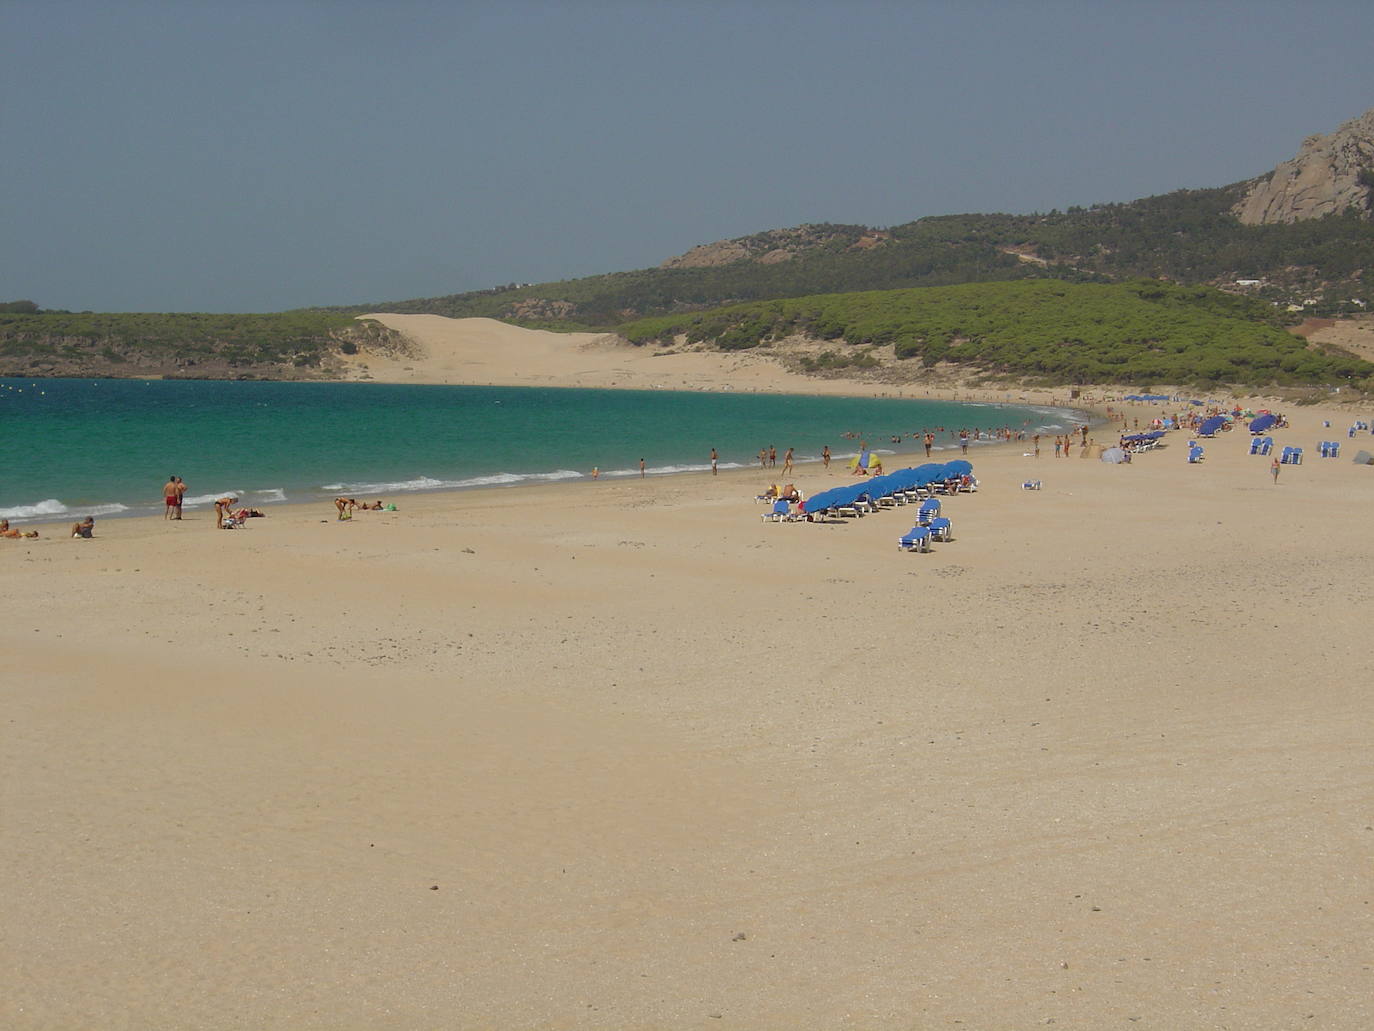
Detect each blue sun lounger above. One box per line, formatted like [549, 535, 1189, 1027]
[898, 526, 932, 553]
[927, 516, 952, 542]
[761, 499, 794, 522]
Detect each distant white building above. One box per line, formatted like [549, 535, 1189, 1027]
[1235, 279, 1262, 287]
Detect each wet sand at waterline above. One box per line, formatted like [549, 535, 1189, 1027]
[4, 388, 1374, 1028]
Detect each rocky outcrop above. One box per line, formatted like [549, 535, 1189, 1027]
[660, 240, 752, 269]
[659, 224, 879, 269]
[1234, 107, 1374, 224]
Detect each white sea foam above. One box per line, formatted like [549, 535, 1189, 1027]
[320, 469, 586, 495]
[0, 499, 130, 522]
[0, 498, 68, 520]
[250, 488, 287, 503]
[182, 490, 246, 507]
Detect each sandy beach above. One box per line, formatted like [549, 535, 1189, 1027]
[5, 318, 1374, 1029]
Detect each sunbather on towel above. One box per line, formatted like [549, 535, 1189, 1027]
[1, 519, 39, 539]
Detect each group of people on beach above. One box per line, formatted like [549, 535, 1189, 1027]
[335, 497, 393, 520]
[757, 445, 797, 475]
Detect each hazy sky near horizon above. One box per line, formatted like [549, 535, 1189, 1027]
[4, 0, 1374, 313]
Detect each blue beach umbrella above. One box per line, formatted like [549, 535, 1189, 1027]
[943, 459, 973, 478]
[1197, 415, 1226, 436]
[1249, 413, 1277, 434]
[803, 487, 846, 512]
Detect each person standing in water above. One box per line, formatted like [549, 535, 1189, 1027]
[639, 458, 646, 478]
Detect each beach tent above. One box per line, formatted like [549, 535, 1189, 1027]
[1197, 416, 1226, 437]
[1100, 447, 1129, 464]
[1249, 413, 1277, 434]
[848, 449, 877, 473]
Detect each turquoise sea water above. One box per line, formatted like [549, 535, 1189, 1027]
[0, 378, 1086, 522]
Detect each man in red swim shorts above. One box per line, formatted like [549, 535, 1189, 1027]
[162, 476, 179, 521]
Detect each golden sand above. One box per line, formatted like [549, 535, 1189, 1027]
[4, 320, 1373, 1028]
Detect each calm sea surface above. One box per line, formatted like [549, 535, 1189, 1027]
[0, 378, 1085, 522]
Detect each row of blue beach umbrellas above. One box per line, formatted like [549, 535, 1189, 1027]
[1124, 394, 1219, 406]
[804, 460, 973, 514]
[1121, 430, 1166, 444]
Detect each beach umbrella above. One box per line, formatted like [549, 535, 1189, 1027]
[1249, 413, 1277, 434]
[943, 459, 973, 478]
[863, 473, 896, 499]
[1100, 447, 1128, 464]
[1197, 415, 1226, 436]
[848, 449, 874, 472]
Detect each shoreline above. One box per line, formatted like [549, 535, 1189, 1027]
[3, 374, 1099, 528]
[7, 384, 1374, 1027]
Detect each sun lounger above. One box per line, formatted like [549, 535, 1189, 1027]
[897, 526, 931, 552]
[1280, 446, 1303, 465]
[928, 516, 952, 542]
[1319, 441, 1341, 458]
[761, 499, 792, 522]
[1021, 480, 1042, 491]
[1188, 446, 1204, 463]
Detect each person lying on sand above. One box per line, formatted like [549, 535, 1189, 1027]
[233, 508, 267, 520]
[70, 516, 94, 539]
[0, 519, 40, 539]
[358, 501, 384, 511]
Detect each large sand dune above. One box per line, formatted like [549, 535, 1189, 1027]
[345, 313, 998, 398]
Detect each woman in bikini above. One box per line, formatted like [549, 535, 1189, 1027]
[1, 519, 39, 539]
[214, 497, 239, 529]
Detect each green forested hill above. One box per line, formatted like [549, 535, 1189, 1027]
[620, 279, 1373, 388]
[330, 184, 1374, 328]
[0, 310, 400, 379]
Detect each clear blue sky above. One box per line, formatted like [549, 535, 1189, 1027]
[4, 0, 1372, 313]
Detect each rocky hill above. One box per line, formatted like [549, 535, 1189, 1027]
[1234, 106, 1374, 224]
[659, 224, 890, 269]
